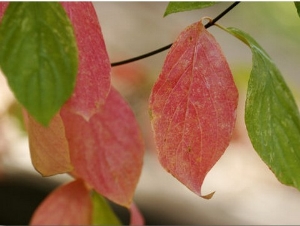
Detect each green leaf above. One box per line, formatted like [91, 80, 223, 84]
[295, 2, 300, 17]
[92, 191, 121, 225]
[164, 2, 216, 17]
[0, 2, 78, 126]
[226, 27, 300, 190]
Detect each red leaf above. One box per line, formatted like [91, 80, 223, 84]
[129, 203, 144, 226]
[30, 179, 92, 225]
[149, 21, 238, 197]
[60, 2, 111, 121]
[0, 2, 8, 20]
[60, 88, 144, 207]
[23, 110, 72, 176]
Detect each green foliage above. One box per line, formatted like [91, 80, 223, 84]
[92, 191, 121, 225]
[164, 2, 216, 17]
[0, 2, 78, 126]
[295, 2, 300, 17]
[227, 27, 300, 190]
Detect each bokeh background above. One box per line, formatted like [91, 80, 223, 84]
[1, 2, 300, 224]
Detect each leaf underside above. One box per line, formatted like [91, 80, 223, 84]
[149, 20, 238, 197]
[226, 27, 300, 190]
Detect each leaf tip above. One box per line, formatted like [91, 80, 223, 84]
[201, 191, 215, 200]
[163, 11, 169, 17]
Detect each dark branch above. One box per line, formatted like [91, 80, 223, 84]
[111, 2, 240, 67]
[205, 1, 240, 28]
[110, 44, 172, 67]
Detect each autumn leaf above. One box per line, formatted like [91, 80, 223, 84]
[23, 2, 112, 175]
[30, 179, 92, 225]
[0, 2, 8, 19]
[22, 1, 143, 206]
[129, 203, 145, 226]
[31, 181, 144, 225]
[25, 87, 144, 206]
[61, 2, 111, 121]
[23, 110, 72, 176]
[61, 88, 144, 207]
[149, 20, 238, 197]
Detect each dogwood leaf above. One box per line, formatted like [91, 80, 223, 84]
[129, 203, 145, 226]
[24, 110, 72, 176]
[60, 88, 144, 207]
[92, 191, 144, 225]
[61, 2, 111, 121]
[149, 20, 238, 197]
[0, 2, 8, 19]
[0, 2, 78, 125]
[226, 27, 300, 190]
[164, 2, 216, 17]
[295, 2, 300, 17]
[30, 179, 92, 225]
[92, 191, 121, 225]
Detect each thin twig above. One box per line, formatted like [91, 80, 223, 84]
[111, 1, 240, 67]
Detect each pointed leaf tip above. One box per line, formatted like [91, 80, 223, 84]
[201, 191, 215, 200]
[149, 21, 238, 196]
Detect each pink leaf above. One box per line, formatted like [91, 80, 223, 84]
[60, 2, 111, 121]
[149, 21, 238, 197]
[130, 203, 144, 226]
[30, 179, 92, 225]
[60, 88, 144, 207]
[0, 2, 8, 20]
[23, 110, 72, 176]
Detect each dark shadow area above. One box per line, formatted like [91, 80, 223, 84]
[0, 172, 227, 225]
[0, 173, 58, 225]
[0, 173, 200, 225]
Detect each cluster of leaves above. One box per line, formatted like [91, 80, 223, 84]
[159, 2, 300, 195]
[0, 1, 300, 224]
[0, 2, 144, 224]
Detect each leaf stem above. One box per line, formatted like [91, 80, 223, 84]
[110, 1, 240, 67]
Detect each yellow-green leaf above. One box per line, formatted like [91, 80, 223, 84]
[92, 191, 121, 225]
